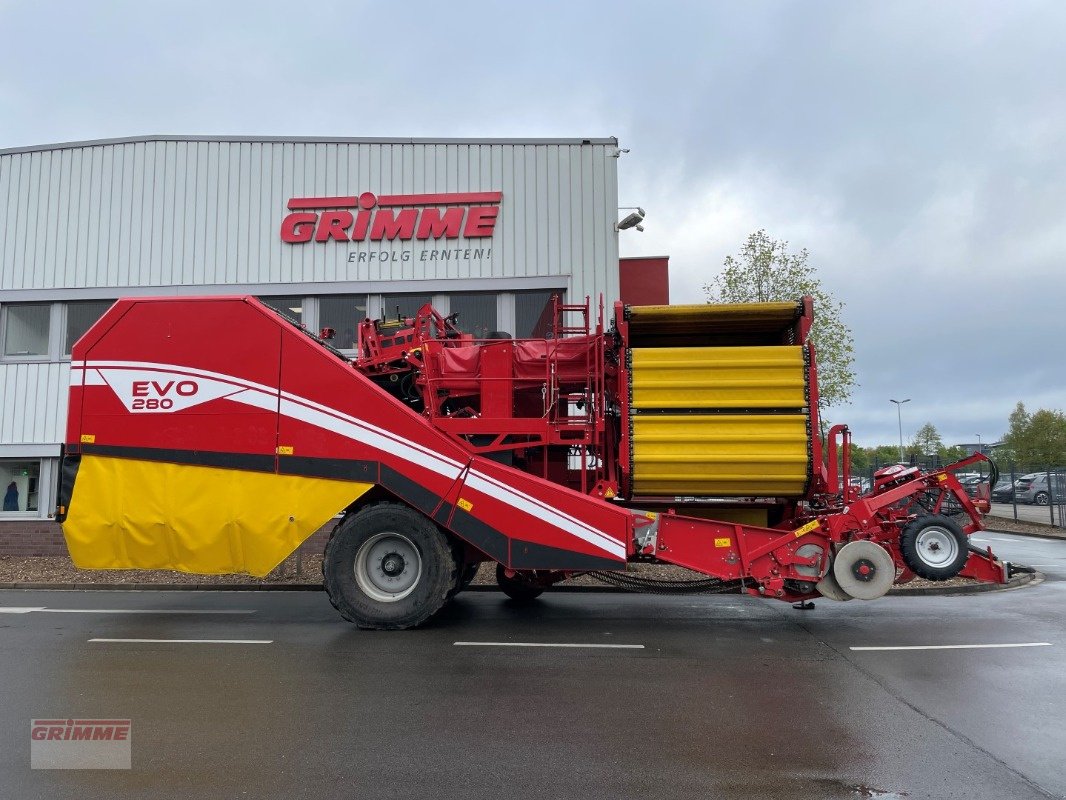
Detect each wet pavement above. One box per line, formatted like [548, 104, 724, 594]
[1, 534, 1064, 800]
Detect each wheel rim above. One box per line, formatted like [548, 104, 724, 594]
[1035, 493, 1049, 506]
[915, 526, 959, 568]
[353, 532, 423, 602]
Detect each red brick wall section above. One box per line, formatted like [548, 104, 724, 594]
[0, 520, 338, 559]
[0, 521, 70, 557]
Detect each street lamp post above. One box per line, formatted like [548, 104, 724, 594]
[975, 433, 982, 453]
[890, 398, 911, 463]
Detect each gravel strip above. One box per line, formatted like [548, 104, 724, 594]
[984, 515, 1066, 539]
[0, 554, 324, 586]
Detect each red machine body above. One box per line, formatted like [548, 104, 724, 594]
[57, 294, 1007, 627]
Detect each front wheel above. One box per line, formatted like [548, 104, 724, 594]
[323, 502, 458, 630]
[899, 514, 969, 581]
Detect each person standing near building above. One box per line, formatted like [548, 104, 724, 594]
[3, 481, 19, 511]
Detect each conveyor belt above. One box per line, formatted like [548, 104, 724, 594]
[626, 302, 803, 348]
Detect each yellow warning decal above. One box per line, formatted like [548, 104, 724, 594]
[457, 498, 473, 512]
[936, 473, 948, 482]
[604, 487, 616, 498]
[276, 445, 294, 455]
[80, 434, 96, 444]
[714, 537, 731, 548]
[793, 520, 821, 538]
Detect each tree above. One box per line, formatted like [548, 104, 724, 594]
[1002, 402, 1066, 466]
[704, 230, 856, 408]
[939, 444, 968, 465]
[911, 422, 943, 457]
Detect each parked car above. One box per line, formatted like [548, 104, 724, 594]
[959, 475, 987, 498]
[1013, 472, 1066, 506]
[991, 479, 1015, 503]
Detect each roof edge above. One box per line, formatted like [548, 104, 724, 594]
[0, 134, 620, 156]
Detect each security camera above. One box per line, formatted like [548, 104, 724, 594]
[616, 207, 645, 231]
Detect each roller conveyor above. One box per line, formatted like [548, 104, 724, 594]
[625, 303, 812, 498]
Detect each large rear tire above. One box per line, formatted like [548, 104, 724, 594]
[323, 502, 457, 630]
[899, 514, 969, 581]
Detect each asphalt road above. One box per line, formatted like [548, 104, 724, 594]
[1, 532, 1064, 800]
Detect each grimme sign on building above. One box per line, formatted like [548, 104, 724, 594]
[280, 190, 502, 264]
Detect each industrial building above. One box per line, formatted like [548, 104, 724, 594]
[0, 135, 667, 552]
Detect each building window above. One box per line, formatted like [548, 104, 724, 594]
[448, 293, 498, 339]
[381, 294, 432, 324]
[0, 460, 40, 513]
[3, 303, 50, 357]
[259, 296, 304, 325]
[65, 300, 114, 354]
[318, 295, 369, 351]
[515, 290, 560, 338]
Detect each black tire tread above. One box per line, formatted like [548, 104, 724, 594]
[899, 514, 969, 581]
[323, 501, 457, 630]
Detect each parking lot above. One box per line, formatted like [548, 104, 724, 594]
[1, 531, 1064, 800]
[990, 502, 1064, 527]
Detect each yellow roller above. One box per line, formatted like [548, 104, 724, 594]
[631, 415, 810, 497]
[630, 345, 807, 409]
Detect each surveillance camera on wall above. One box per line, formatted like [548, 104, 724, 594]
[616, 208, 645, 231]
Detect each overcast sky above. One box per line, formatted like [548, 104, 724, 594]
[2, 1, 1063, 448]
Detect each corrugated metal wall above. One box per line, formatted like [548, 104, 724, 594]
[0, 137, 619, 303]
[0, 362, 69, 447]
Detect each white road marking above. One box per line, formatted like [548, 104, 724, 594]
[39, 608, 255, 615]
[0, 607, 255, 615]
[454, 641, 644, 649]
[971, 537, 1017, 543]
[89, 638, 272, 644]
[850, 643, 1051, 651]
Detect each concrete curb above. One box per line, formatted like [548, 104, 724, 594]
[888, 570, 1041, 597]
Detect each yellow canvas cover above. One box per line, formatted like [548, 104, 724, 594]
[63, 456, 371, 576]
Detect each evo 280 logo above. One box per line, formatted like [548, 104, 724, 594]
[93, 368, 244, 414]
[131, 379, 198, 410]
[280, 191, 502, 243]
